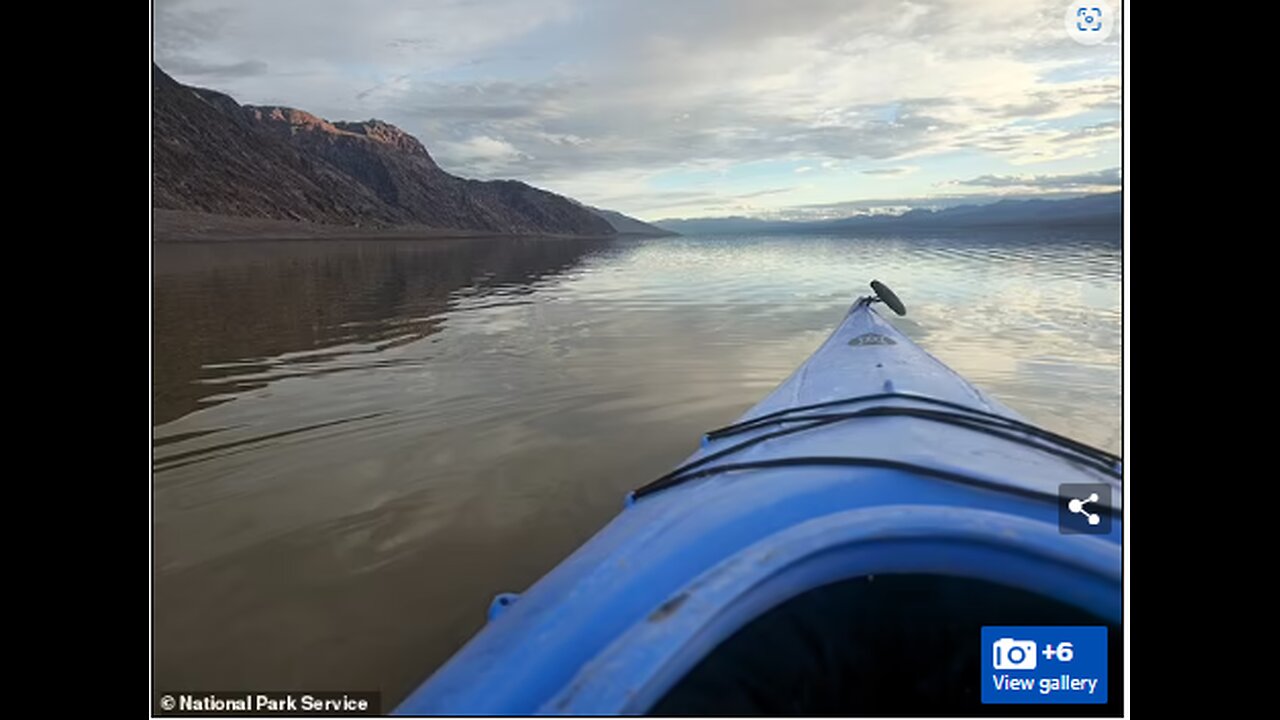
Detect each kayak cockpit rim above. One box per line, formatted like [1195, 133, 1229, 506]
[541, 505, 1120, 715]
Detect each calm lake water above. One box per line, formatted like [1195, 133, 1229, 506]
[152, 231, 1122, 707]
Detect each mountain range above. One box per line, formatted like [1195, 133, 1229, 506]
[151, 64, 672, 239]
[654, 192, 1122, 235]
[153, 63, 1120, 241]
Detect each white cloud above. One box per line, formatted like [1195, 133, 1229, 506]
[946, 166, 1121, 190]
[435, 136, 530, 175]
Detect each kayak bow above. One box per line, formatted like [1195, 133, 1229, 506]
[396, 282, 1122, 715]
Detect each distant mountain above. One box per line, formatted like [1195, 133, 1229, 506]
[585, 206, 678, 236]
[655, 192, 1122, 235]
[840, 193, 1122, 229]
[152, 64, 618, 237]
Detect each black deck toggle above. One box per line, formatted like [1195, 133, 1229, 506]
[870, 280, 907, 316]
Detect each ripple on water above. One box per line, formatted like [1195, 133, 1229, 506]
[152, 231, 1122, 703]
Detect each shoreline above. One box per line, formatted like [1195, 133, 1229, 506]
[151, 209, 633, 243]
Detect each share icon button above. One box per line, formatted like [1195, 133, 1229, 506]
[1058, 483, 1113, 535]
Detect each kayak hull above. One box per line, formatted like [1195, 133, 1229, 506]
[395, 298, 1121, 715]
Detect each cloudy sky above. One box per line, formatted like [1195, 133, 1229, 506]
[154, 0, 1122, 221]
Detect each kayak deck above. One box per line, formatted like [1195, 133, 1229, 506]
[634, 297, 1120, 505]
[395, 294, 1122, 715]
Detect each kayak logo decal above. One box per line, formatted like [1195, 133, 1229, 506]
[849, 333, 896, 347]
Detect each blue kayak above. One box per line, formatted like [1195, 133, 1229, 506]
[396, 283, 1122, 716]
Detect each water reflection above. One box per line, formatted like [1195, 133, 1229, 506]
[153, 237, 609, 426]
[152, 230, 1121, 706]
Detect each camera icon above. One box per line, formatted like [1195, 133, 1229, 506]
[1076, 7, 1103, 31]
[992, 638, 1038, 670]
[1064, 1, 1113, 45]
